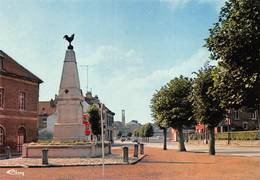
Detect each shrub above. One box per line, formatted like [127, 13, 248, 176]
[216, 131, 260, 140]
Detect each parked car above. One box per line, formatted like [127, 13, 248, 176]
[131, 136, 138, 142]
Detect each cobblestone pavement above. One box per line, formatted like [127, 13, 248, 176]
[1, 147, 260, 180]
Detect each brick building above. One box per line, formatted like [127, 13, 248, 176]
[38, 99, 56, 130]
[0, 50, 42, 152]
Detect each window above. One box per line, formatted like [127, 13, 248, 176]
[0, 127, 4, 146]
[0, 88, 4, 108]
[251, 111, 257, 120]
[233, 110, 239, 120]
[243, 122, 248, 130]
[19, 91, 25, 110]
[0, 56, 3, 70]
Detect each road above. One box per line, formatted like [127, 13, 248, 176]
[1, 147, 260, 180]
[144, 141, 260, 157]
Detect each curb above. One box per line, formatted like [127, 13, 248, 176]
[0, 155, 146, 168]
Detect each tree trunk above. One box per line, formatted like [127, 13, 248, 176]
[209, 126, 215, 155]
[163, 128, 167, 150]
[177, 127, 186, 152]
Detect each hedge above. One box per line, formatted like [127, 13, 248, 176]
[216, 131, 260, 140]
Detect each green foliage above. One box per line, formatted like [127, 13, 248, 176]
[143, 123, 154, 137]
[117, 131, 122, 137]
[127, 132, 133, 137]
[190, 67, 225, 127]
[133, 129, 139, 137]
[135, 123, 154, 137]
[216, 130, 260, 140]
[87, 104, 101, 136]
[151, 75, 194, 129]
[205, 0, 260, 109]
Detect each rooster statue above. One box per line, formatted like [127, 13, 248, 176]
[63, 34, 75, 49]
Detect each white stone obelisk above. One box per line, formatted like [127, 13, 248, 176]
[53, 48, 86, 141]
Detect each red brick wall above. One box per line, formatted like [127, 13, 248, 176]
[0, 75, 39, 151]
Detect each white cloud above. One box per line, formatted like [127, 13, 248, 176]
[85, 46, 143, 66]
[85, 47, 209, 123]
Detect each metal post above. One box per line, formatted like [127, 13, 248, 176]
[140, 143, 144, 155]
[134, 144, 138, 158]
[227, 110, 231, 145]
[42, 148, 48, 165]
[123, 146, 129, 163]
[101, 103, 105, 177]
[108, 142, 111, 154]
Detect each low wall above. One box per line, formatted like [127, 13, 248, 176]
[22, 143, 110, 158]
[187, 140, 260, 146]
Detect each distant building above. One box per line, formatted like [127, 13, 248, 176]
[225, 109, 259, 131]
[38, 99, 56, 130]
[84, 92, 115, 143]
[0, 50, 43, 152]
[102, 104, 115, 143]
[38, 99, 57, 140]
[125, 120, 142, 134]
[195, 109, 259, 134]
[114, 121, 124, 138]
[168, 126, 195, 142]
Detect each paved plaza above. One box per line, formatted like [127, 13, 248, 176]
[1, 146, 260, 180]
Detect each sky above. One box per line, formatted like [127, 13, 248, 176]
[0, 0, 226, 124]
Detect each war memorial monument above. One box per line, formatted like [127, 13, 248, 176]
[22, 35, 109, 158]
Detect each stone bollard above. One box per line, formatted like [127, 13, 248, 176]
[5, 146, 11, 159]
[140, 143, 144, 155]
[108, 143, 112, 154]
[122, 146, 129, 164]
[42, 148, 49, 165]
[134, 144, 138, 158]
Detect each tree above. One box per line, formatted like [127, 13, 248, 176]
[117, 131, 122, 138]
[190, 67, 225, 155]
[151, 86, 169, 150]
[143, 123, 154, 140]
[205, 0, 260, 110]
[127, 132, 132, 137]
[151, 75, 194, 151]
[133, 129, 139, 137]
[87, 104, 101, 140]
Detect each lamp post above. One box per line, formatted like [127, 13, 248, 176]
[101, 103, 105, 177]
[227, 110, 231, 145]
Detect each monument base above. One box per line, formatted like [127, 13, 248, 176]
[53, 123, 86, 141]
[22, 143, 110, 158]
